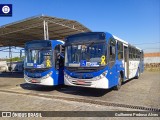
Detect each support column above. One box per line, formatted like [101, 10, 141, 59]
[43, 20, 49, 40]
[46, 22, 49, 40]
[9, 46, 12, 72]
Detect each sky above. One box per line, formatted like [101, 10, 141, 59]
[0, 0, 160, 58]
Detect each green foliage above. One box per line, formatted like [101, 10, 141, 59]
[6, 56, 25, 62]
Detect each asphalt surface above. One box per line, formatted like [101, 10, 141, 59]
[0, 71, 159, 117]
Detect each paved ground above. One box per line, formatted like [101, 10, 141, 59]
[0, 92, 159, 120]
[0, 71, 159, 119]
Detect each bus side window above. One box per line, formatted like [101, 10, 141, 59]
[109, 38, 116, 68]
[117, 42, 123, 60]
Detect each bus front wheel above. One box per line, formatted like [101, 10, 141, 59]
[114, 75, 123, 90]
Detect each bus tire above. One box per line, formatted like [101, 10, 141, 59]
[114, 75, 123, 90]
[135, 68, 140, 79]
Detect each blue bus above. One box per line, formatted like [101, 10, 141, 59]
[24, 40, 64, 86]
[64, 32, 144, 90]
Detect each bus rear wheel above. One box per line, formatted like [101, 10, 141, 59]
[114, 75, 123, 90]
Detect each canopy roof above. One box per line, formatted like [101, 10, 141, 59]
[0, 15, 91, 47]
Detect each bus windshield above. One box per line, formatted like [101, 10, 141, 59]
[24, 49, 52, 69]
[65, 43, 107, 67]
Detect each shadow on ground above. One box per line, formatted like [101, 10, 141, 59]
[1, 72, 137, 97]
[20, 83, 58, 91]
[57, 78, 138, 97]
[20, 83, 113, 97]
[57, 86, 113, 97]
[123, 78, 135, 84]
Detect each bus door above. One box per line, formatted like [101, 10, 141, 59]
[124, 45, 129, 79]
[54, 44, 64, 84]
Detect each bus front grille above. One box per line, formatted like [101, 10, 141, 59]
[71, 80, 92, 86]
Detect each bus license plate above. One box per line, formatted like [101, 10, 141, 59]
[76, 80, 85, 85]
[31, 79, 38, 83]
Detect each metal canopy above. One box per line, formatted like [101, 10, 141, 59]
[0, 15, 91, 47]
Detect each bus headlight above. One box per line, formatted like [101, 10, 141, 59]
[42, 71, 53, 79]
[24, 74, 27, 78]
[64, 72, 70, 79]
[24, 74, 32, 81]
[102, 70, 108, 77]
[24, 74, 29, 78]
[48, 71, 53, 76]
[95, 70, 108, 80]
[95, 76, 101, 80]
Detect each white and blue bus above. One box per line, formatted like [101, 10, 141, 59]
[24, 40, 64, 86]
[64, 32, 144, 90]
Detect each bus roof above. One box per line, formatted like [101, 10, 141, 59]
[65, 32, 142, 51]
[112, 34, 142, 51]
[112, 35, 128, 44]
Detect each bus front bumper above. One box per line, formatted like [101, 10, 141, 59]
[64, 75, 109, 89]
[24, 75, 54, 86]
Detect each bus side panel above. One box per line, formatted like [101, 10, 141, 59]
[140, 61, 144, 73]
[129, 60, 140, 79]
[107, 64, 118, 88]
[107, 60, 124, 88]
[135, 59, 143, 76]
[115, 60, 125, 80]
[140, 51, 144, 73]
[51, 67, 64, 85]
[50, 68, 58, 85]
[51, 40, 64, 85]
[140, 59, 144, 73]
